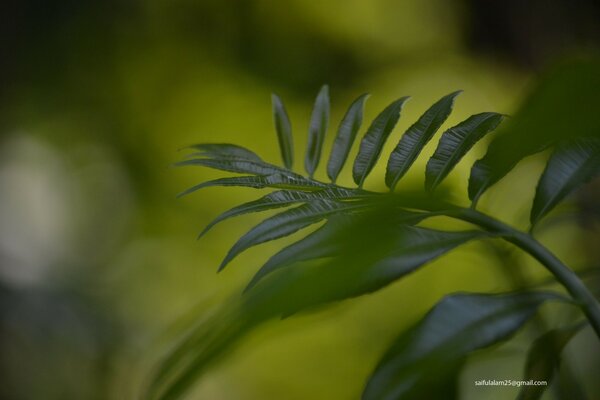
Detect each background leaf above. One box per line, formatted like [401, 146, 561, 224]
[327, 93, 369, 182]
[425, 112, 503, 191]
[363, 291, 562, 400]
[305, 85, 330, 177]
[517, 323, 585, 400]
[531, 137, 600, 226]
[353, 97, 410, 187]
[469, 58, 600, 204]
[386, 91, 461, 190]
[272, 93, 294, 169]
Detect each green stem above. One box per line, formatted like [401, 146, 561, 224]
[446, 207, 600, 338]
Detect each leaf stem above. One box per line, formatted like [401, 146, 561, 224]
[446, 207, 600, 338]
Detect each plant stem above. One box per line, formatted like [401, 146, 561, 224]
[446, 207, 600, 338]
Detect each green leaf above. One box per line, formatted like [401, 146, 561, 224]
[531, 138, 600, 226]
[353, 97, 410, 187]
[364, 291, 562, 400]
[198, 188, 368, 239]
[468, 58, 600, 204]
[305, 85, 330, 177]
[517, 323, 585, 400]
[185, 143, 263, 162]
[386, 91, 461, 190]
[176, 157, 287, 176]
[425, 112, 504, 191]
[177, 174, 329, 197]
[249, 224, 482, 301]
[272, 94, 294, 169]
[245, 209, 430, 291]
[218, 199, 369, 271]
[327, 93, 369, 182]
[146, 212, 486, 400]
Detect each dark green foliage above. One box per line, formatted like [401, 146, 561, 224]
[327, 93, 369, 183]
[425, 112, 504, 192]
[517, 323, 585, 400]
[353, 97, 410, 187]
[531, 138, 600, 226]
[364, 292, 562, 400]
[160, 71, 600, 400]
[469, 58, 600, 204]
[272, 93, 294, 168]
[386, 91, 460, 190]
[305, 85, 330, 177]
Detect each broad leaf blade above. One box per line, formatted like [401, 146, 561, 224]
[198, 188, 368, 239]
[517, 323, 585, 400]
[364, 291, 561, 400]
[327, 93, 369, 182]
[386, 91, 461, 190]
[353, 97, 410, 187]
[272, 94, 294, 169]
[425, 112, 504, 191]
[531, 138, 600, 226]
[305, 85, 330, 177]
[218, 199, 369, 271]
[468, 58, 600, 203]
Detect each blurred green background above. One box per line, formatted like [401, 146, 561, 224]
[1, 1, 599, 399]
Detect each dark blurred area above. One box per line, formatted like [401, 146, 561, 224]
[0, 1, 599, 399]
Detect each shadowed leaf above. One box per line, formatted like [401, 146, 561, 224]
[469, 58, 600, 204]
[353, 97, 410, 187]
[177, 174, 330, 197]
[176, 157, 287, 176]
[327, 93, 369, 182]
[531, 138, 600, 226]
[425, 112, 504, 191]
[198, 188, 369, 239]
[517, 323, 585, 400]
[185, 143, 263, 162]
[272, 94, 294, 169]
[245, 209, 431, 291]
[386, 91, 461, 190]
[364, 291, 562, 400]
[218, 199, 371, 271]
[305, 85, 330, 177]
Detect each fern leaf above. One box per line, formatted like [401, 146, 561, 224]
[185, 143, 263, 162]
[272, 93, 294, 169]
[386, 91, 461, 189]
[364, 292, 563, 400]
[198, 188, 368, 239]
[531, 137, 600, 225]
[425, 112, 503, 191]
[218, 199, 370, 271]
[327, 93, 369, 182]
[353, 97, 410, 187]
[305, 85, 330, 177]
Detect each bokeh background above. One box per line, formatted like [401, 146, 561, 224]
[1, 1, 600, 399]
